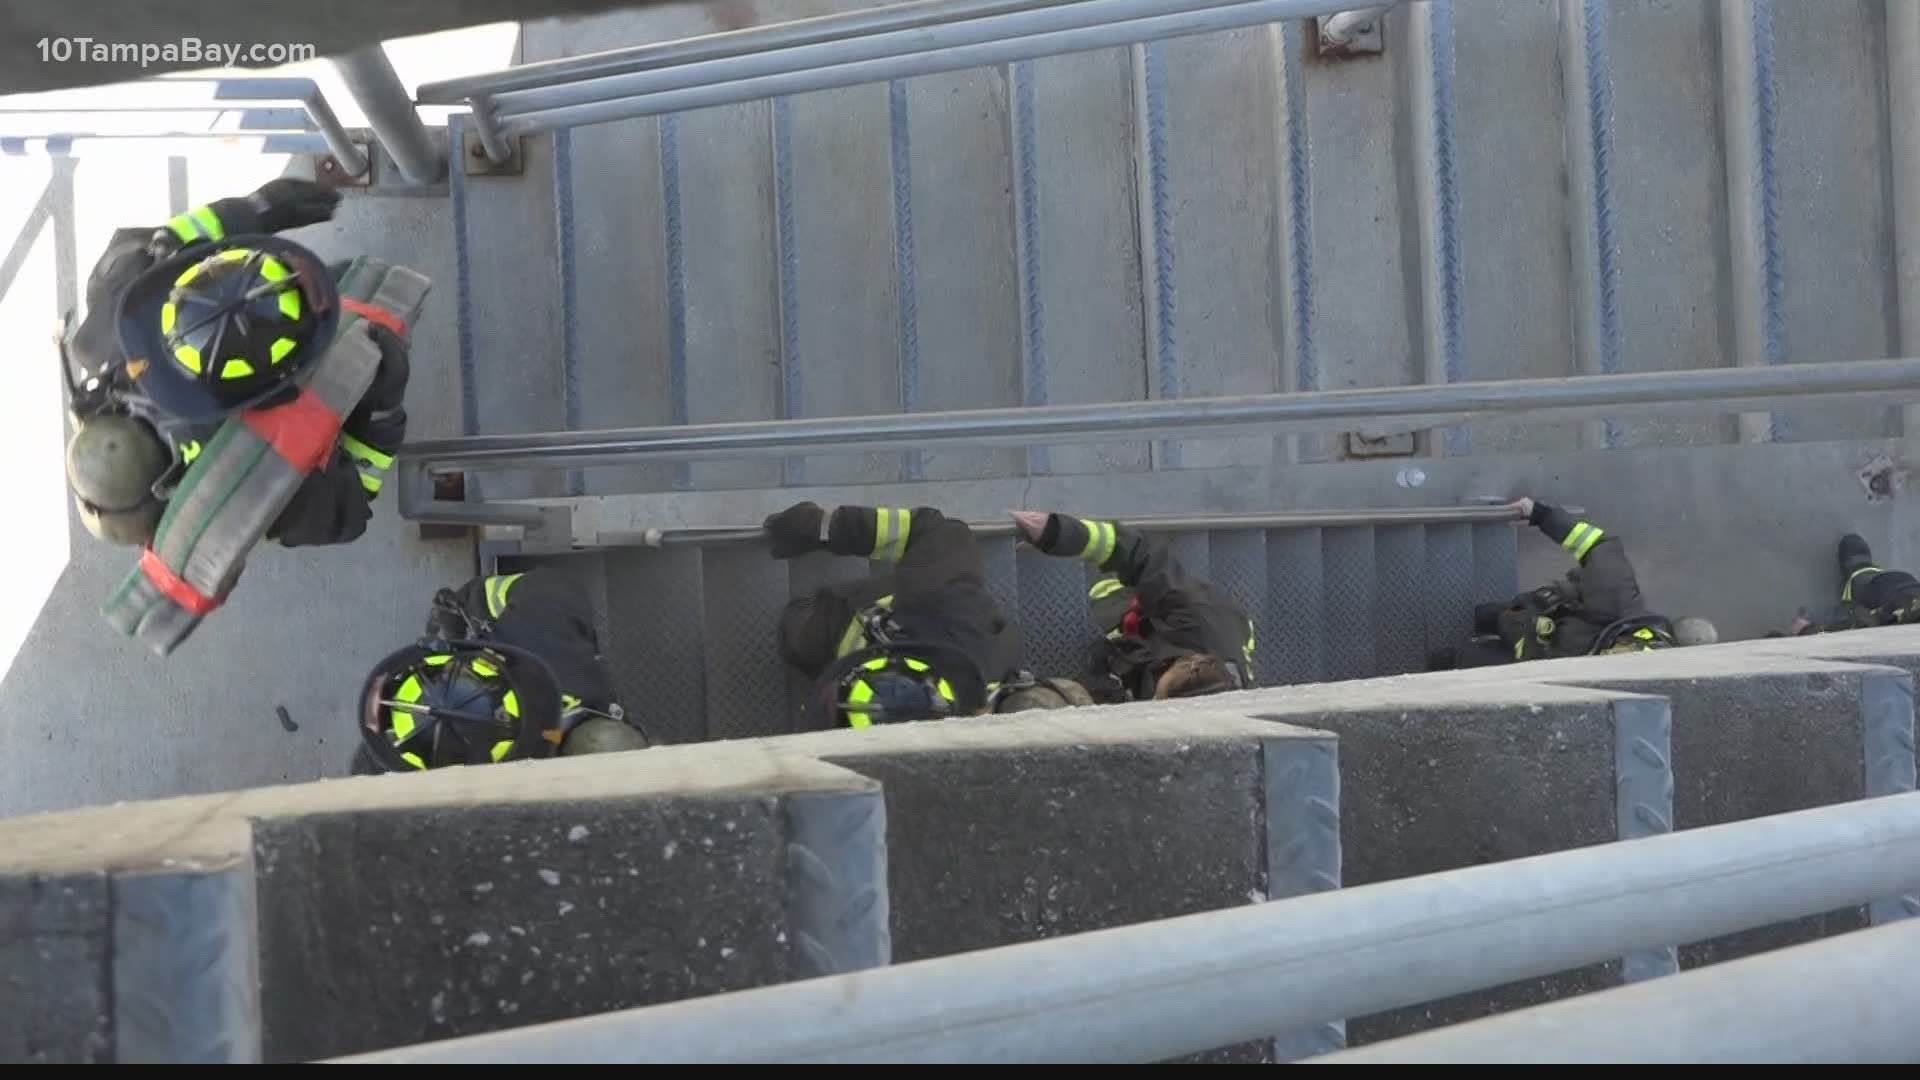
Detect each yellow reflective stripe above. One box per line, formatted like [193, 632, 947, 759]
[502, 690, 519, 718]
[216, 248, 249, 262]
[258, 255, 289, 282]
[174, 261, 203, 287]
[173, 343, 202, 373]
[888, 509, 911, 562]
[470, 658, 499, 678]
[1089, 576, 1126, 601]
[160, 301, 176, 335]
[278, 287, 302, 320]
[1562, 523, 1605, 562]
[359, 470, 384, 496]
[341, 433, 395, 471]
[845, 677, 876, 729]
[178, 440, 202, 465]
[1076, 520, 1118, 567]
[490, 740, 512, 762]
[192, 206, 224, 240]
[834, 595, 893, 658]
[220, 358, 254, 380]
[870, 508, 912, 562]
[391, 674, 424, 740]
[1843, 566, 1880, 604]
[166, 214, 200, 243]
[484, 574, 524, 619]
[402, 751, 426, 769]
[269, 337, 296, 364]
[936, 678, 954, 702]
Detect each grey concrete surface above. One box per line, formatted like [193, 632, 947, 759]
[0, 874, 111, 1063]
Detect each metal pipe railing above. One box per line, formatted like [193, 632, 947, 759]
[607, 505, 1522, 549]
[491, 0, 1338, 116]
[335, 791, 1920, 1064]
[0, 76, 369, 177]
[416, 0, 1081, 103]
[330, 46, 444, 184]
[1313, 918, 1920, 1064]
[398, 358, 1920, 475]
[493, 0, 1379, 139]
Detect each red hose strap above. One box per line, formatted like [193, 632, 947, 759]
[140, 548, 224, 616]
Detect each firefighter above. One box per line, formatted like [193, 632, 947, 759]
[355, 566, 647, 773]
[61, 177, 408, 550]
[1008, 510, 1255, 702]
[1782, 534, 1920, 636]
[1429, 496, 1684, 669]
[766, 501, 1066, 729]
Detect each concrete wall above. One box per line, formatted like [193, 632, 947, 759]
[1, 633, 1916, 1061]
[0, 708, 1335, 1063]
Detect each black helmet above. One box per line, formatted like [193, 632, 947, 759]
[358, 641, 563, 771]
[812, 642, 989, 729]
[116, 235, 337, 424]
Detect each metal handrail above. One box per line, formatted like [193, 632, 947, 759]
[606, 505, 1522, 549]
[334, 791, 1920, 1063]
[0, 76, 368, 177]
[416, 0, 1081, 103]
[400, 357, 1920, 475]
[428, 0, 1388, 164]
[1317, 918, 1920, 1063]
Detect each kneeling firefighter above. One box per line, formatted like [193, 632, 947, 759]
[356, 567, 649, 773]
[765, 501, 1089, 728]
[1429, 496, 1711, 669]
[1009, 510, 1255, 702]
[59, 178, 423, 654]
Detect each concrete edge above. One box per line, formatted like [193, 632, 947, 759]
[111, 859, 261, 1064]
[1262, 734, 1345, 1061]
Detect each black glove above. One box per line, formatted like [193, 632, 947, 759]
[246, 178, 341, 234]
[763, 502, 827, 560]
[359, 323, 410, 417]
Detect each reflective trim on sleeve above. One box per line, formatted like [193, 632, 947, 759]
[1076, 520, 1117, 567]
[1562, 522, 1606, 562]
[340, 433, 395, 471]
[1843, 565, 1881, 605]
[484, 573, 525, 619]
[870, 508, 912, 562]
[1088, 576, 1127, 601]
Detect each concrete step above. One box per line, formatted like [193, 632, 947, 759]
[4, 631, 1916, 1062]
[515, 519, 1518, 745]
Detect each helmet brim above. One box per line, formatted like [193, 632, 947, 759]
[116, 234, 340, 424]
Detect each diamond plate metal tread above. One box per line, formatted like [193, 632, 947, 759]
[1420, 523, 1475, 668]
[700, 547, 791, 741]
[1017, 545, 1095, 682]
[1320, 526, 1376, 682]
[1263, 527, 1325, 687]
[975, 535, 1022, 638]
[1165, 531, 1211, 584]
[1471, 520, 1519, 607]
[601, 547, 706, 745]
[1207, 530, 1266, 680]
[1371, 525, 1426, 677]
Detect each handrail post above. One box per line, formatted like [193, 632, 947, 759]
[330, 45, 446, 184]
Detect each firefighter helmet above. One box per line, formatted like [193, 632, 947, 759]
[358, 641, 563, 771]
[116, 235, 337, 424]
[813, 642, 989, 729]
[64, 412, 172, 546]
